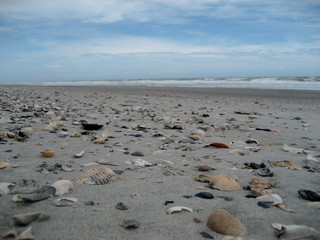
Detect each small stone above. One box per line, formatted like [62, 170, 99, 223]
[115, 202, 128, 210]
[164, 200, 174, 205]
[257, 201, 271, 208]
[120, 219, 140, 229]
[131, 151, 144, 157]
[84, 200, 95, 205]
[195, 192, 214, 199]
[199, 231, 214, 239]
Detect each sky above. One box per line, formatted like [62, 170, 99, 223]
[0, 0, 320, 83]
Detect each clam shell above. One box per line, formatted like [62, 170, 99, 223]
[209, 175, 241, 191]
[195, 173, 211, 183]
[73, 150, 85, 158]
[16, 226, 34, 240]
[198, 164, 215, 171]
[75, 166, 119, 185]
[207, 142, 230, 148]
[283, 143, 303, 154]
[189, 135, 202, 141]
[51, 180, 73, 196]
[207, 209, 247, 237]
[94, 138, 105, 144]
[166, 206, 193, 214]
[272, 223, 320, 240]
[228, 149, 247, 156]
[40, 151, 55, 157]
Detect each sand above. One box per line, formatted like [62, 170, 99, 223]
[0, 86, 319, 240]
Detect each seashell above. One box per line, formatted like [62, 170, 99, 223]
[70, 132, 81, 137]
[198, 164, 215, 171]
[209, 175, 241, 191]
[195, 173, 211, 182]
[16, 226, 34, 240]
[272, 223, 320, 240]
[307, 202, 320, 209]
[249, 177, 273, 196]
[101, 129, 111, 138]
[166, 206, 193, 214]
[228, 149, 247, 156]
[12, 212, 50, 226]
[256, 194, 283, 205]
[298, 189, 320, 201]
[40, 151, 55, 157]
[134, 158, 152, 167]
[0, 182, 15, 196]
[94, 138, 105, 144]
[207, 209, 247, 237]
[283, 143, 303, 154]
[12, 194, 24, 202]
[0, 161, 18, 169]
[1, 229, 17, 238]
[75, 166, 119, 185]
[268, 160, 293, 167]
[288, 162, 303, 170]
[19, 186, 56, 202]
[189, 134, 202, 141]
[119, 219, 140, 229]
[73, 150, 85, 158]
[206, 142, 230, 148]
[306, 154, 320, 162]
[51, 180, 73, 196]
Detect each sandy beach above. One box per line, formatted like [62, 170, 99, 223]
[1, 86, 320, 240]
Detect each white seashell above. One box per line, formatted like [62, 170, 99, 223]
[0, 182, 15, 196]
[74, 150, 85, 158]
[306, 154, 320, 162]
[307, 202, 320, 209]
[283, 144, 303, 154]
[166, 206, 193, 214]
[16, 226, 34, 240]
[272, 223, 320, 240]
[51, 180, 73, 196]
[256, 194, 283, 205]
[134, 158, 152, 167]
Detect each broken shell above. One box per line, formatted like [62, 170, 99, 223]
[272, 223, 320, 240]
[94, 138, 105, 144]
[51, 180, 73, 196]
[40, 151, 55, 157]
[101, 129, 111, 138]
[195, 173, 211, 183]
[198, 164, 215, 171]
[228, 149, 247, 156]
[0, 182, 15, 196]
[0, 161, 18, 169]
[73, 150, 85, 158]
[12, 212, 50, 226]
[207, 209, 247, 237]
[166, 206, 193, 214]
[209, 175, 241, 191]
[189, 135, 202, 141]
[206, 142, 230, 148]
[1, 229, 17, 238]
[256, 194, 283, 205]
[19, 186, 56, 202]
[283, 143, 303, 154]
[249, 177, 274, 196]
[16, 226, 34, 240]
[75, 166, 119, 185]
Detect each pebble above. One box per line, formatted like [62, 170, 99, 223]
[120, 219, 140, 229]
[199, 232, 214, 239]
[131, 151, 144, 156]
[257, 201, 271, 208]
[84, 201, 95, 205]
[195, 192, 214, 199]
[115, 202, 128, 210]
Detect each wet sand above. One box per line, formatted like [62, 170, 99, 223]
[1, 86, 320, 240]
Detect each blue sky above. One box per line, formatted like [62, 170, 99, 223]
[0, 0, 320, 83]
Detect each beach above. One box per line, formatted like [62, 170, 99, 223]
[1, 86, 320, 240]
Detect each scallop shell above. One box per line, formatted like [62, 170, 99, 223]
[209, 175, 241, 191]
[75, 166, 119, 185]
[16, 226, 34, 240]
[40, 151, 55, 157]
[51, 180, 73, 196]
[207, 142, 230, 148]
[207, 209, 247, 237]
[272, 223, 320, 240]
[195, 173, 211, 183]
[198, 164, 215, 171]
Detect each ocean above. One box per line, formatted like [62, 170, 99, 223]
[24, 76, 320, 90]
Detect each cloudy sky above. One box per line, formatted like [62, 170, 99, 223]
[0, 0, 319, 83]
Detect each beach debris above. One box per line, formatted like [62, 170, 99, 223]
[272, 223, 320, 240]
[0, 182, 15, 196]
[209, 175, 241, 191]
[134, 158, 153, 167]
[307, 202, 320, 209]
[73, 150, 85, 158]
[206, 209, 247, 237]
[19, 185, 56, 202]
[12, 212, 50, 226]
[195, 173, 211, 183]
[40, 151, 55, 157]
[283, 144, 303, 154]
[1, 229, 18, 238]
[248, 178, 274, 196]
[257, 168, 274, 177]
[75, 166, 119, 185]
[16, 226, 34, 240]
[205, 142, 230, 148]
[256, 194, 294, 212]
[51, 180, 73, 195]
[51, 197, 77, 207]
[131, 151, 144, 156]
[195, 192, 214, 199]
[257, 201, 271, 208]
[244, 162, 266, 169]
[166, 206, 193, 214]
[115, 202, 128, 210]
[120, 219, 140, 229]
[197, 164, 215, 171]
[228, 149, 247, 156]
[94, 138, 106, 144]
[199, 231, 214, 239]
[298, 189, 320, 201]
[81, 123, 103, 130]
[0, 161, 18, 169]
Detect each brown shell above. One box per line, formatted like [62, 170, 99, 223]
[40, 151, 55, 157]
[75, 167, 119, 185]
[207, 209, 247, 237]
[208, 142, 230, 148]
[195, 173, 211, 183]
[228, 149, 247, 156]
[189, 135, 202, 141]
[249, 177, 274, 196]
[209, 175, 241, 191]
[198, 164, 215, 171]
